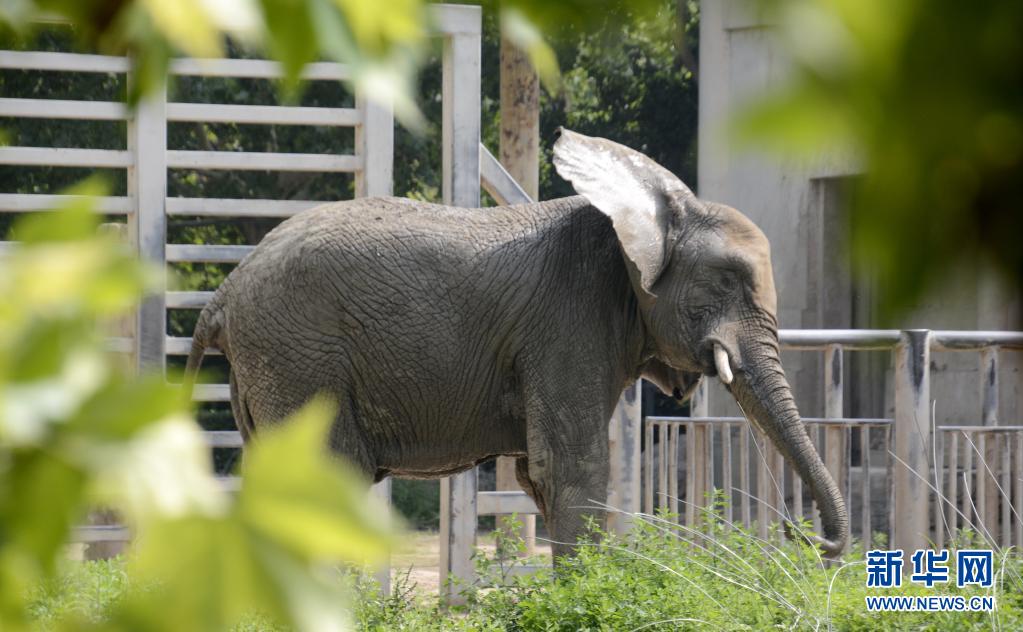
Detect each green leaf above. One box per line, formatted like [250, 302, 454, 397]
[139, 0, 222, 58]
[82, 417, 228, 523]
[258, 0, 320, 99]
[500, 7, 561, 94]
[238, 396, 392, 565]
[112, 395, 390, 632]
[1, 345, 105, 447]
[8, 178, 106, 244]
[120, 516, 288, 632]
[0, 451, 86, 578]
[65, 374, 189, 442]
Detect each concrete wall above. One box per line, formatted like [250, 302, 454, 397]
[697, 0, 1021, 426]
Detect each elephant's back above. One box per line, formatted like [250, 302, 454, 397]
[215, 196, 533, 433]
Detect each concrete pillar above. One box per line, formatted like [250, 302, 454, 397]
[892, 330, 932, 556]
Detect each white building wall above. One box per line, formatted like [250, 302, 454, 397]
[697, 0, 1020, 425]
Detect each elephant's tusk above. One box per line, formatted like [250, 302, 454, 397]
[714, 343, 733, 385]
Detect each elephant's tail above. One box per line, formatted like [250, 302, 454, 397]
[183, 297, 225, 399]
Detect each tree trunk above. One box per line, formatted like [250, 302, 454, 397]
[496, 36, 539, 554]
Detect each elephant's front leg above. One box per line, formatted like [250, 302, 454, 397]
[524, 416, 610, 562]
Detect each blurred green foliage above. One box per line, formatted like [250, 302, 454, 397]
[26, 516, 1023, 630]
[736, 0, 1023, 321]
[0, 191, 391, 631]
[0, 0, 426, 118]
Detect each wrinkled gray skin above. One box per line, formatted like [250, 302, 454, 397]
[187, 130, 848, 560]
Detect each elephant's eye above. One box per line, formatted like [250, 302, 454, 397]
[719, 272, 739, 292]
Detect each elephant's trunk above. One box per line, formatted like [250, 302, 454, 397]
[727, 330, 849, 558]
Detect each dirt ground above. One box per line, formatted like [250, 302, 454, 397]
[69, 529, 551, 597]
[389, 530, 552, 594]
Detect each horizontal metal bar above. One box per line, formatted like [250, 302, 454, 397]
[476, 490, 539, 515]
[776, 329, 1023, 351]
[167, 336, 224, 355]
[479, 143, 532, 206]
[166, 150, 361, 172]
[169, 58, 350, 80]
[501, 564, 549, 577]
[71, 525, 131, 543]
[0, 97, 128, 120]
[166, 290, 214, 308]
[166, 197, 316, 217]
[429, 4, 482, 35]
[0, 50, 130, 73]
[104, 337, 133, 353]
[0, 193, 133, 213]
[193, 384, 230, 401]
[205, 430, 243, 448]
[166, 243, 253, 262]
[645, 416, 893, 427]
[165, 330, 1020, 358]
[938, 425, 1023, 433]
[0, 146, 131, 168]
[167, 102, 359, 126]
[218, 476, 241, 492]
[931, 331, 1023, 351]
[778, 329, 901, 350]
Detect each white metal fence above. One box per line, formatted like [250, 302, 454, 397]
[643, 330, 1023, 554]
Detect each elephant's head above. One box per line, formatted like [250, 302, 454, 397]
[554, 129, 848, 556]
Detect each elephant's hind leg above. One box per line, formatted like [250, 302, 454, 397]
[515, 456, 549, 519]
[229, 369, 256, 443]
[325, 393, 378, 481]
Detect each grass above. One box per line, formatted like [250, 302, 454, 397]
[27, 505, 1023, 631]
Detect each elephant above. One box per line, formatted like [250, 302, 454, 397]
[185, 129, 848, 560]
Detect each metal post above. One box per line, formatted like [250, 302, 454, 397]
[979, 347, 999, 535]
[667, 423, 679, 517]
[979, 347, 999, 426]
[438, 6, 481, 606]
[690, 379, 709, 525]
[358, 88, 395, 599]
[441, 27, 481, 208]
[1016, 432, 1022, 548]
[128, 80, 167, 372]
[370, 479, 392, 594]
[439, 470, 477, 604]
[355, 95, 394, 197]
[643, 420, 654, 514]
[86, 223, 133, 561]
[892, 330, 931, 556]
[823, 345, 846, 526]
[608, 381, 642, 534]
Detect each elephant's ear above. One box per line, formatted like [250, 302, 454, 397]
[552, 128, 697, 295]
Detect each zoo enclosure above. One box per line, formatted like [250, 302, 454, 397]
[3, 3, 1022, 605]
[644, 330, 1023, 554]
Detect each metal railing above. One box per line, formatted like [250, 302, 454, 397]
[641, 329, 1023, 553]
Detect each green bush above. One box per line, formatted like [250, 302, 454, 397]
[30, 511, 1023, 631]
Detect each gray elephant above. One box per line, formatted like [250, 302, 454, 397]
[186, 129, 848, 559]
